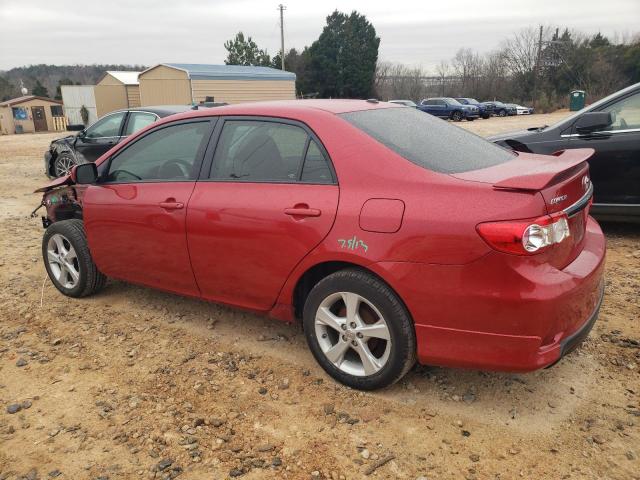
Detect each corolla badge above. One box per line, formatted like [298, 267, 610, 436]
[582, 175, 591, 191]
[550, 194, 568, 205]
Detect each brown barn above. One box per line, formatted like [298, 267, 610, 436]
[138, 64, 296, 106]
[0, 96, 66, 135]
[94, 71, 141, 117]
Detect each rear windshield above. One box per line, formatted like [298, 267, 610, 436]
[340, 107, 514, 174]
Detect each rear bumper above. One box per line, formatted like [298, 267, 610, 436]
[371, 216, 606, 372]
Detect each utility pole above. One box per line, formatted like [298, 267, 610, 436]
[533, 25, 543, 108]
[278, 4, 286, 71]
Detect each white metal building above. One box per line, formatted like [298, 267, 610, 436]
[60, 85, 98, 126]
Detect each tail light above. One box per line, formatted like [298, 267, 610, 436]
[477, 212, 570, 255]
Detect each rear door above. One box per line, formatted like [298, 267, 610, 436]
[187, 117, 339, 311]
[83, 119, 215, 296]
[75, 111, 127, 162]
[567, 89, 640, 206]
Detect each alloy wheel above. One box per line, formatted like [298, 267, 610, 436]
[314, 291, 391, 377]
[54, 154, 76, 177]
[47, 233, 80, 289]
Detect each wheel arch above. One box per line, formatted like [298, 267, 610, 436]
[289, 260, 414, 326]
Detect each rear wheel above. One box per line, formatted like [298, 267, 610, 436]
[451, 111, 463, 122]
[303, 269, 416, 390]
[43, 219, 106, 298]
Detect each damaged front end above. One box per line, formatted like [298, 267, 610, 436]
[34, 176, 85, 228]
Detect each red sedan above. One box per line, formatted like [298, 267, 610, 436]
[38, 100, 605, 390]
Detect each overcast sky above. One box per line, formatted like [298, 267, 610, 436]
[0, 0, 638, 71]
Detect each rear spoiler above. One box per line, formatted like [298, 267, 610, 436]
[493, 148, 594, 191]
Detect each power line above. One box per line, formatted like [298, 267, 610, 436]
[278, 4, 286, 70]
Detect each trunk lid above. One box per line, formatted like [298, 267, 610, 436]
[454, 148, 594, 268]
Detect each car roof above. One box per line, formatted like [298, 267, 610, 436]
[110, 105, 195, 117]
[152, 99, 398, 122]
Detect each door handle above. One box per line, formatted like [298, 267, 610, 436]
[159, 201, 184, 210]
[284, 206, 321, 217]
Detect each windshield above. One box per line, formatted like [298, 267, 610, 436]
[340, 107, 515, 174]
[445, 98, 462, 105]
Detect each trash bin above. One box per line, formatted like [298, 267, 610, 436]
[570, 90, 586, 111]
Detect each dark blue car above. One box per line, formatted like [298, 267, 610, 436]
[417, 97, 480, 121]
[481, 101, 516, 117]
[455, 98, 492, 119]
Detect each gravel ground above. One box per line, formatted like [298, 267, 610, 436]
[0, 112, 638, 480]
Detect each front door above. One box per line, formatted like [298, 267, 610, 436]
[187, 118, 339, 311]
[75, 111, 126, 163]
[569, 89, 640, 205]
[32, 106, 47, 131]
[83, 119, 215, 296]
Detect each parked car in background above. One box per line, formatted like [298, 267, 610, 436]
[489, 82, 640, 222]
[418, 97, 479, 121]
[388, 100, 417, 108]
[504, 103, 519, 115]
[44, 105, 195, 178]
[514, 104, 535, 115]
[483, 101, 512, 117]
[37, 100, 604, 390]
[455, 98, 493, 119]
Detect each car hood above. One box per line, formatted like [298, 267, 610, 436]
[34, 174, 72, 193]
[51, 134, 77, 146]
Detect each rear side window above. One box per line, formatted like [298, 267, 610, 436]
[210, 120, 334, 184]
[125, 112, 157, 135]
[301, 140, 333, 184]
[340, 108, 514, 174]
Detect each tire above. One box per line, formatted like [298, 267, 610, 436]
[42, 219, 107, 298]
[467, 117, 475, 121]
[498, 109, 507, 117]
[53, 151, 78, 178]
[451, 111, 463, 122]
[482, 114, 490, 119]
[302, 268, 416, 390]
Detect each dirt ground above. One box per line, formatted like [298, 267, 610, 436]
[0, 112, 638, 480]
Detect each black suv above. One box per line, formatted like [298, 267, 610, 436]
[44, 105, 195, 178]
[490, 82, 640, 222]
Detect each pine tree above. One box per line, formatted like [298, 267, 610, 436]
[306, 11, 380, 98]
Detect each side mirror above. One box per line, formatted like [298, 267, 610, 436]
[575, 111, 613, 134]
[71, 163, 98, 184]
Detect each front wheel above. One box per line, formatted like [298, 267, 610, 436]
[303, 269, 416, 390]
[43, 219, 107, 298]
[53, 151, 77, 178]
[498, 109, 507, 117]
[451, 111, 463, 122]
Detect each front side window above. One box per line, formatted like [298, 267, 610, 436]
[105, 121, 210, 182]
[601, 91, 640, 131]
[125, 112, 157, 136]
[211, 120, 309, 182]
[85, 112, 125, 139]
